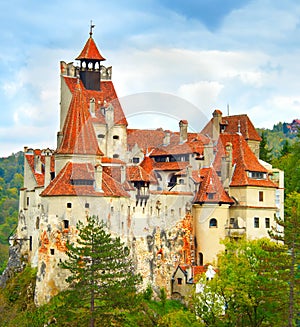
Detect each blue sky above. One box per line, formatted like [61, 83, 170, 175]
[1, 0, 300, 156]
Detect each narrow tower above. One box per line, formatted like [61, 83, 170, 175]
[76, 23, 106, 90]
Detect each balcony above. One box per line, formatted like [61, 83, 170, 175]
[225, 226, 246, 238]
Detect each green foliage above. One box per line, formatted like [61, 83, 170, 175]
[61, 216, 142, 326]
[193, 238, 290, 326]
[259, 130, 273, 162]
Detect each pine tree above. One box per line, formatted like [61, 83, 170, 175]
[61, 216, 141, 327]
[269, 192, 300, 327]
[259, 130, 273, 162]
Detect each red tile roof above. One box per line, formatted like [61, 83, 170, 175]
[152, 161, 189, 171]
[57, 83, 103, 156]
[194, 167, 234, 204]
[25, 151, 55, 187]
[201, 113, 261, 141]
[76, 37, 106, 61]
[41, 162, 129, 197]
[126, 165, 156, 183]
[63, 77, 127, 126]
[214, 134, 277, 187]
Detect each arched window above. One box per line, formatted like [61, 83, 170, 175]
[199, 252, 204, 266]
[209, 218, 218, 228]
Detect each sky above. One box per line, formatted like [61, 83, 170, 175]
[1, 0, 300, 157]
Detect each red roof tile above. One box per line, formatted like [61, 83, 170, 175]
[194, 167, 234, 204]
[57, 83, 103, 156]
[76, 37, 106, 61]
[214, 134, 277, 187]
[63, 77, 127, 126]
[41, 162, 129, 197]
[201, 113, 261, 141]
[153, 161, 189, 171]
[25, 151, 55, 187]
[126, 165, 156, 183]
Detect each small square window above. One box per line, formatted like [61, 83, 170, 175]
[67, 202, 72, 209]
[50, 249, 55, 255]
[254, 217, 259, 228]
[177, 278, 182, 285]
[63, 220, 69, 229]
[132, 157, 140, 164]
[85, 203, 90, 209]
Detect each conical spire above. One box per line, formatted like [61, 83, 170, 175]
[57, 81, 103, 156]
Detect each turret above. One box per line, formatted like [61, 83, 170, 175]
[76, 23, 106, 91]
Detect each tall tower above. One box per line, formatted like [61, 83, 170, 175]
[76, 23, 106, 90]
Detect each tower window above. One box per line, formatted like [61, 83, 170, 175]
[113, 154, 119, 159]
[113, 135, 119, 140]
[67, 202, 72, 209]
[85, 203, 90, 209]
[63, 220, 69, 229]
[50, 249, 55, 255]
[265, 217, 270, 228]
[254, 217, 259, 228]
[132, 157, 140, 164]
[209, 218, 218, 228]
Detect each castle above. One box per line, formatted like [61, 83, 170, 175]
[11, 28, 284, 305]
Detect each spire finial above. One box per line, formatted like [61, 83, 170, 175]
[90, 20, 95, 37]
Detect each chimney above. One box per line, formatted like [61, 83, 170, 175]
[120, 165, 126, 184]
[94, 164, 103, 191]
[44, 149, 52, 188]
[89, 98, 96, 117]
[212, 109, 222, 140]
[34, 151, 42, 174]
[163, 130, 171, 146]
[179, 120, 188, 143]
[221, 142, 233, 189]
[105, 103, 114, 128]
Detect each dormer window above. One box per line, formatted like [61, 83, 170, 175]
[207, 193, 214, 200]
[249, 171, 266, 179]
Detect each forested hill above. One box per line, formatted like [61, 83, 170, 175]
[0, 152, 23, 272]
[257, 119, 299, 158]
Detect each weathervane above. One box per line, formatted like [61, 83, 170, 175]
[90, 20, 95, 36]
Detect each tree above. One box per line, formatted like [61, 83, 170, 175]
[193, 238, 290, 326]
[259, 130, 273, 162]
[270, 192, 300, 327]
[61, 216, 141, 327]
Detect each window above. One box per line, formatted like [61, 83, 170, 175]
[50, 249, 55, 255]
[85, 202, 90, 209]
[36, 217, 40, 230]
[63, 220, 69, 229]
[113, 135, 119, 140]
[179, 178, 184, 185]
[177, 278, 182, 285]
[113, 154, 119, 159]
[209, 218, 218, 228]
[67, 202, 72, 209]
[265, 217, 270, 228]
[199, 252, 204, 266]
[132, 157, 140, 164]
[26, 197, 30, 206]
[259, 191, 264, 202]
[208, 193, 214, 200]
[98, 134, 105, 139]
[254, 217, 259, 228]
